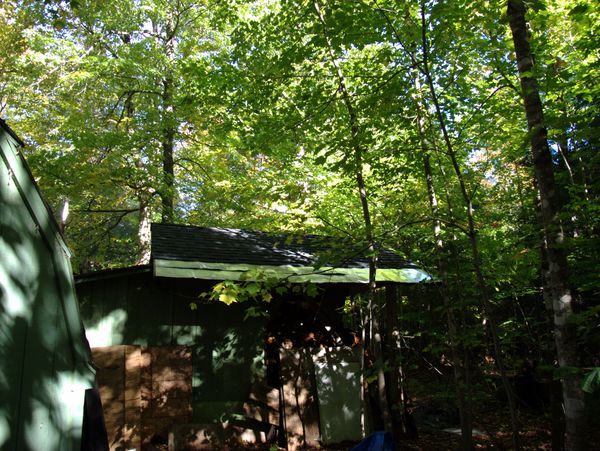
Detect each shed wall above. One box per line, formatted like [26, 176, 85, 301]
[77, 274, 266, 423]
[0, 126, 96, 450]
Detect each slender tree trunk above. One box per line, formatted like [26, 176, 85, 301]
[385, 286, 417, 439]
[542, 244, 566, 451]
[380, 3, 518, 443]
[161, 75, 175, 223]
[161, 20, 176, 223]
[417, 4, 521, 448]
[413, 66, 473, 449]
[121, 87, 154, 262]
[555, 105, 584, 239]
[313, 0, 393, 433]
[507, 2, 586, 449]
[424, 152, 473, 450]
[137, 192, 152, 264]
[357, 296, 367, 436]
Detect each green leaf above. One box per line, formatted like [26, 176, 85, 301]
[582, 368, 600, 394]
[245, 282, 261, 296]
[569, 4, 589, 16]
[219, 292, 237, 305]
[243, 306, 268, 321]
[552, 366, 582, 380]
[365, 374, 377, 384]
[305, 282, 318, 297]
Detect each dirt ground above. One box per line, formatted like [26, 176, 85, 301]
[318, 407, 599, 451]
[392, 367, 600, 451]
[397, 409, 555, 450]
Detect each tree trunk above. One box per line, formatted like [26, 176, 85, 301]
[542, 245, 566, 451]
[313, 0, 393, 433]
[161, 75, 175, 223]
[507, 2, 586, 449]
[423, 152, 473, 449]
[137, 192, 152, 264]
[385, 286, 417, 439]
[161, 18, 176, 223]
[413, 66, 473, 449]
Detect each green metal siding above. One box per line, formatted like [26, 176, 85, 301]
[0, 125, 95, 450]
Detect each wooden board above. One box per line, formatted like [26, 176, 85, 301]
[93, 345, 192, 450]
[280, 348, 321, 450]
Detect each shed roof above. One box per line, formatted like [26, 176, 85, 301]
[151, 223, 431, 284]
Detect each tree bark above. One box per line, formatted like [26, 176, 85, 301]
[161, 75, 175, 223]
[379, 2, 519, 443]
[542, 244, 566, 451]
[385, 286, 417, 439]
[160, 18, 176, 224]
[137, 192, 152, 264]
[507, 1, 586, 449]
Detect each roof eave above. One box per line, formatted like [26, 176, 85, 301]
[153, 258, 432, 284]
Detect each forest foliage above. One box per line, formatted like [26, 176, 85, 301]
[1, 0, 599, 448]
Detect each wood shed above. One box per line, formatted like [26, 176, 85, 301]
[0, 119, 103, 450]
[76, 223, 430, 450]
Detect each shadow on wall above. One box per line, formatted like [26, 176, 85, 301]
[91, 345, 193, 450]
[77, 275, 266, 409]
[99, 338, 265, 448]
[78, 277, 269, 449]
[0, 216, 93, 450]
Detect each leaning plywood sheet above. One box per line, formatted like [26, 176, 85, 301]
[93, 345, 192, 450]
[312, 347, 363, 445]
[280, 348, 321, 451]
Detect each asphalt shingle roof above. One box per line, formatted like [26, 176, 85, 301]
[151, 223, 417, 270]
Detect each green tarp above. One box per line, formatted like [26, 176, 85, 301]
[154, 258, 432, 284]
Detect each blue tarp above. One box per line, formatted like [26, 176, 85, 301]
[350, 432, 396, 451]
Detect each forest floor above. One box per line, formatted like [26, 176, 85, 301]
[301, 362, 600, 451]
[389, 366, 600, 451]
[396, 408, 557, 450]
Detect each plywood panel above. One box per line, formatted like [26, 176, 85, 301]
[280, 348, 320, 451]
[312, 347, 362, 445]
[245, 382, 280, 426]
[141, 345, 192, 447]
[93, 346, 128, 450]
[94, 345, 193, 449]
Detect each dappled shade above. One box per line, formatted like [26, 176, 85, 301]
[0, 120, 96, 449]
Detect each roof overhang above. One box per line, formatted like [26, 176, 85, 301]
[153, 259, 431, 284]
[75, 264, 151, 283]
